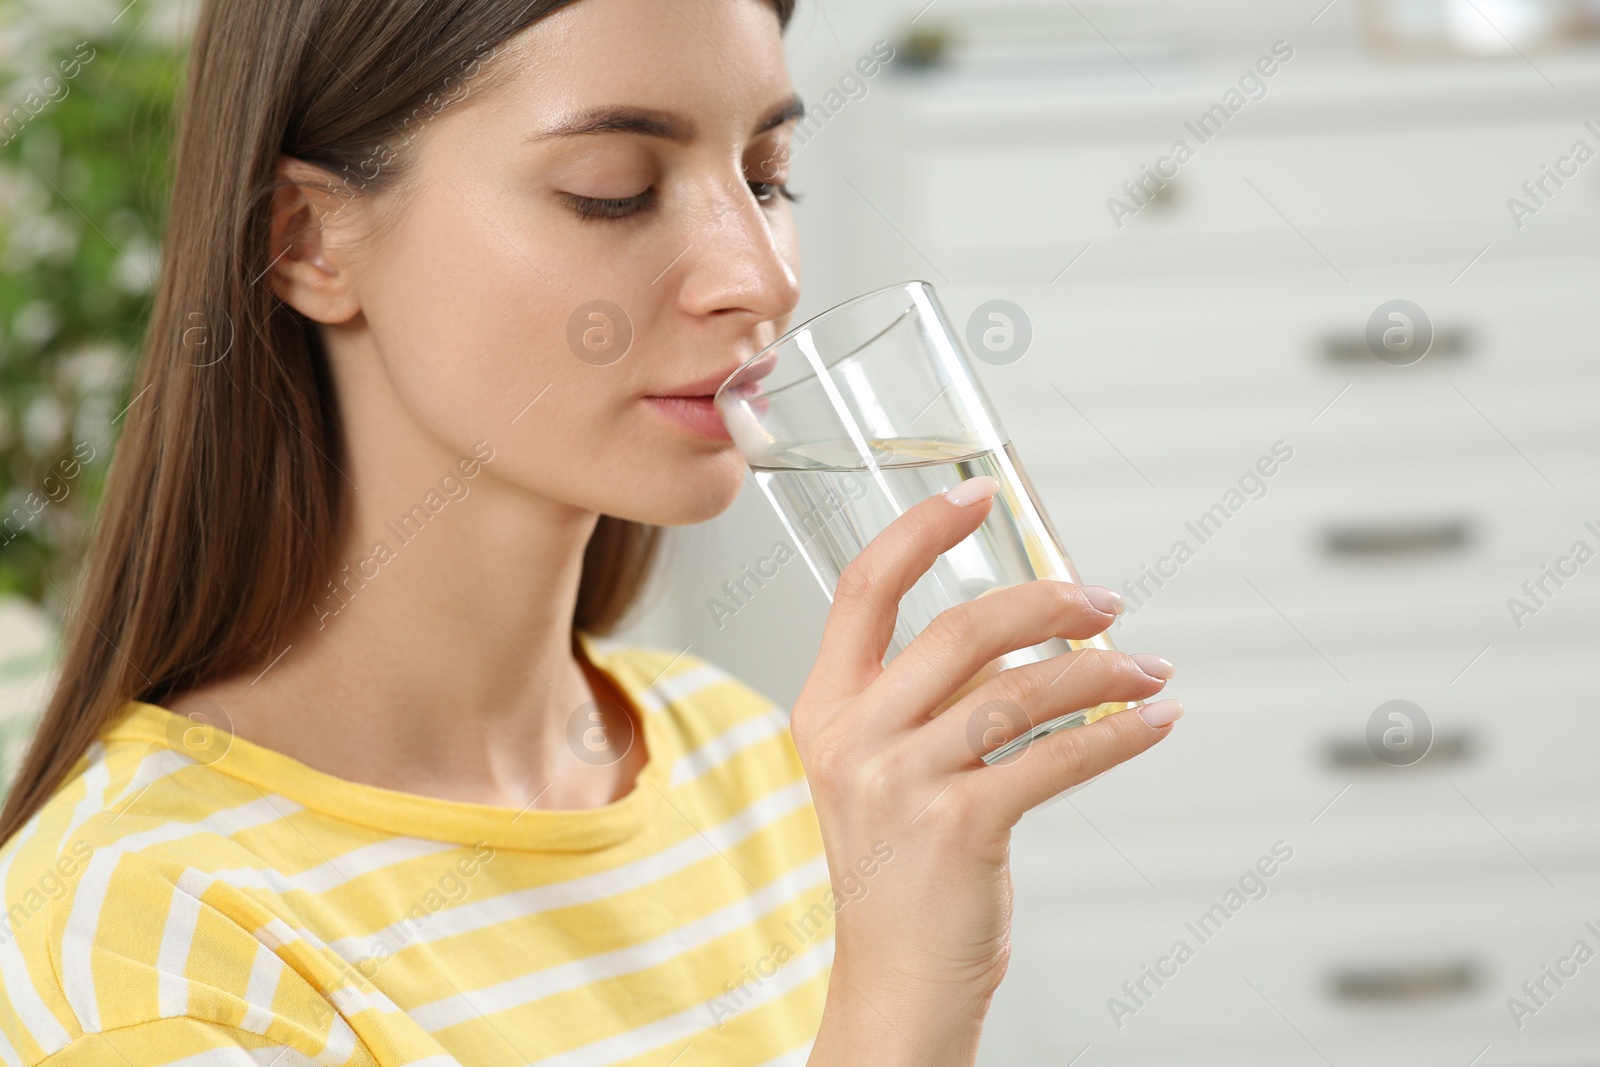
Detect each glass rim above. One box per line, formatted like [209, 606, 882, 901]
[712, 278, 934, 404]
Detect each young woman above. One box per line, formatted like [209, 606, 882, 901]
[0, 0, 1182, 1063]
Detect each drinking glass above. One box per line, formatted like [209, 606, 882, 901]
[713, 280, 1140, 764]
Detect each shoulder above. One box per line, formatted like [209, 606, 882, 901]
[581, 633, 806, 793]
[582, 631, 786, 725]
[0, 732, 378, 1066]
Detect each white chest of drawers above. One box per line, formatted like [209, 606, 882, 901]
[646, 24, 1600, 1065]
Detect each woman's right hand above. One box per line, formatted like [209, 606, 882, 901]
[797, 475, 1183, 1067]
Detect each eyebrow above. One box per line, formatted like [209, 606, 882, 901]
[527, 93, 806, 145]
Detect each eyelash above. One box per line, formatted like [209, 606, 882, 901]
[565, 180, 801, 221]
[751, 181, 801, 206]
[565, 189, 657, 221]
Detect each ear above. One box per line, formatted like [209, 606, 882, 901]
[266, 155, 365, 324]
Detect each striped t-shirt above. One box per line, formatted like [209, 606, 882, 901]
[0, 631, 832, 1066]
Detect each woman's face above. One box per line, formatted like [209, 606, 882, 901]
[326, 0, 802, 526]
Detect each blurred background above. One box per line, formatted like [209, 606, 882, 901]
[3, 0, 1598, 1063]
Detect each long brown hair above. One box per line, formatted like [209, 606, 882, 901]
[0, 0, 796, 845]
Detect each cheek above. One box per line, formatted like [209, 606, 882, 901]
[350, 182, 746, 524]
[356, 187, 572, 417]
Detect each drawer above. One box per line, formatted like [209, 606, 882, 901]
[985, 869, 1600, 1065]
[871, 53, 1600, 269]
[1069, 503, 1600, 610]
[901, 123, 1600, 268]
[989, 634, 1600, 831]
[972, 633, 1600, 819]
[951, 264, 1600, 392]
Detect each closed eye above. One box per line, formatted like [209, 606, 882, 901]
[563, 188, 657, 221]
[750, 180, 800, 205]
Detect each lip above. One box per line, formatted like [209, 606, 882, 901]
[650, 351, 779, 400]
[643, 351, 779, 441]
[642, 395, 733, 441]
[651, 364, 747, 399]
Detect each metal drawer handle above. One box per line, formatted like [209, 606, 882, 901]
[1320, 326, 1473, 364]
[1323, 519, 1470, 558]
[1330, 961, 1479, 1001]
[1323, 731, 1475, 769]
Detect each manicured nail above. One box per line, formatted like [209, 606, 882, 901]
[944, 475, 1000, 507]
[1083, 585, 1124, 616]
[1130, 653, 1174, 680]
[1138, 698, 1183, 728]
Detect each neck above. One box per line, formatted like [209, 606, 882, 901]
[170, 334, 645, 811]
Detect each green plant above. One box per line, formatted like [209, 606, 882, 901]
[0, 0, 184, 608]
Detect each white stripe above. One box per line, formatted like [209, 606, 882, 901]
[648, 663, 729, 709]
[156, 872, 212, 1018]
[238, 942, 284, 1034]
[398, 1057, 466, 1067]
[670, 710, 788, 788]
[108, 747, 191, 811]
[243, 919, 392, 1064]
[0, 746, 115, 1056]
[323, 779, 812, 962]
[234, 837, 456, 896]
[531, 937, 834, 1067]
[66, 742, 111, 838]
[203, 837, 455, 898]
[162, 900, 367, 1065]
[314, 1013, 358, 1067]
[625, 662, 727, 714]
[0, 801, 42, 942]
[61, 795, 301, 1032]
[249, 919, 402, 1019]
[255, 917, 296, 951]
[410, 854, 830, 1031]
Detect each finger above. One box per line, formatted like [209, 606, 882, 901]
[923, 647, 1173, 771]
[861, 578, 1126, 733]
[980, 698, 1181, 825]
[806, 475, 1001, 704]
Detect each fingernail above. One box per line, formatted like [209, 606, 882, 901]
[1138, 698, 1183, 728]
[944, 475, 1000, 507]
[1083, 585, 1124, 616]
[1130, 652, 1174, 680]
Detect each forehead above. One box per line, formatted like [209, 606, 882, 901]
[465, 0, 792, 138]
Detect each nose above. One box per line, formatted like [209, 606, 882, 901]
[674, 174, 801, 330]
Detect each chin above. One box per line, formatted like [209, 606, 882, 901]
[619, 456, 746, 526]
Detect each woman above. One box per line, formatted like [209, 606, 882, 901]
[0, 0, 1182, 1063]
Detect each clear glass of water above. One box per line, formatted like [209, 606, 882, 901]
[713, 280, 1140, 764]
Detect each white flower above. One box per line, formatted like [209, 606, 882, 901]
[12, 299, 59, 347]
[22, 391, 67, 453]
